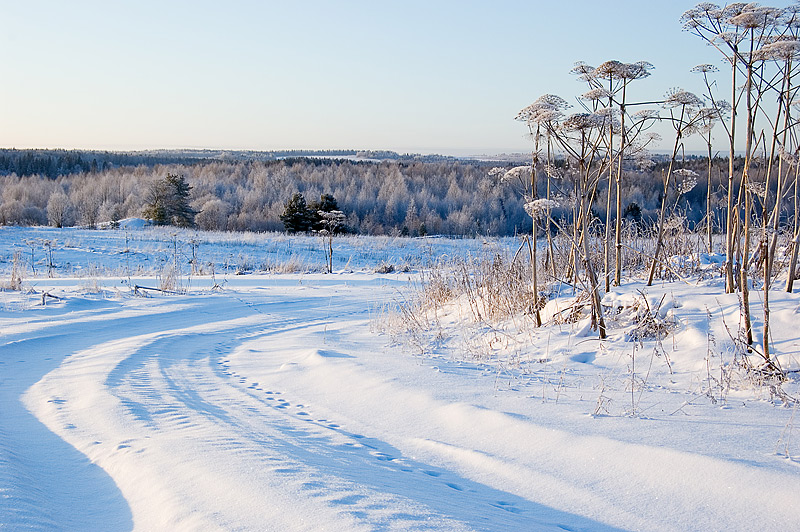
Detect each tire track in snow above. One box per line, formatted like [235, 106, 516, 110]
[21, 287, 620, 531]
[0, 297, 194, 531]
[100, 306, 487, 530]
[1, 293, 252, 530]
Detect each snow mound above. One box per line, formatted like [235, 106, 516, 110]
[117, 217, 149, 230]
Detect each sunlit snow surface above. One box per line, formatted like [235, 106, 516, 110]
[1, 224, 800, 531]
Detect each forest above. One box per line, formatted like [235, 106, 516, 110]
[0, 150, 750, 238]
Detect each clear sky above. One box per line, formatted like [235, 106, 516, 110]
[1, 1, 789, 155]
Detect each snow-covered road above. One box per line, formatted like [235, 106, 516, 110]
[2, 274, 800, 531]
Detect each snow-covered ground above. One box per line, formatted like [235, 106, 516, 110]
[1, 224, 800, 531]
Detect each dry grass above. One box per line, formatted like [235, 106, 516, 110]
[2, 251, 24, 291]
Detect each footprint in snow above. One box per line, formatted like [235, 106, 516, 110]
[491, 501, 522, 514]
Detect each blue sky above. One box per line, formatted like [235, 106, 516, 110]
[0, 1, 784, 155]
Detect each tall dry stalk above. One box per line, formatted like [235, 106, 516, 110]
[516, 95, 610, 338]
[648, 89, 705, 286]
[571, 60, 656, 288]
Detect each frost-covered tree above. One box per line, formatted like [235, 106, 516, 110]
[143, 174, 196, 227]
[46, 189, 73, 228]
[71, 185, 102, 228]
[195, 198, 231, 231]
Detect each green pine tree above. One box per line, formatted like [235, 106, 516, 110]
[280, 192, 312, 233]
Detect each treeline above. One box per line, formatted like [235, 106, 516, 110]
[0, 148, 461, 181]
[0, 159, 522, 235]
[0, 155, 764, 237]
[0, 149, 210, 179]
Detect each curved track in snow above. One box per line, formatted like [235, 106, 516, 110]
[3, 276, 800, 531]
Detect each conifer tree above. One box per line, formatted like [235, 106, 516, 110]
[280, 192, 312, 233]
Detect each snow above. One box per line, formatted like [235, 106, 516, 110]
[1, 225, 800, 531]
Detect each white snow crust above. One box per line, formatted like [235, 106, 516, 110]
[1, 226, 799, 531]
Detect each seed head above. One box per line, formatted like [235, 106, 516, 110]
[524, 198, 559, 218]
[624, 61, 655, 80]
[561, 112, 607, 132]
[581, 88, 613, 101]
[691, 63, 719, 73]
[728, 5, 783, 29]
[675, 168, 699, 177]
[633, 109, 660, 120]
[664, 88, 704, 108]
[745, 180, 766, 196]
[570, 61, 597, 82]
[592, 60, 653, 81]
[681, 4, 726, 30]
[720, 3, 750, 21]
[756, 39, 800, 60]
[516, 94, 570, 124]
[674, 168, 699, 195]
[502, 166, 531, 183]
[594, 106, 619, 118]
[534, 94, 571, 110]
[544, 163, 564, 179]
[644, 132, 663, 145]
[594, 60, 626, 78]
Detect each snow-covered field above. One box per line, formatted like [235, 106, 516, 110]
[1, 224, 800, 531]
